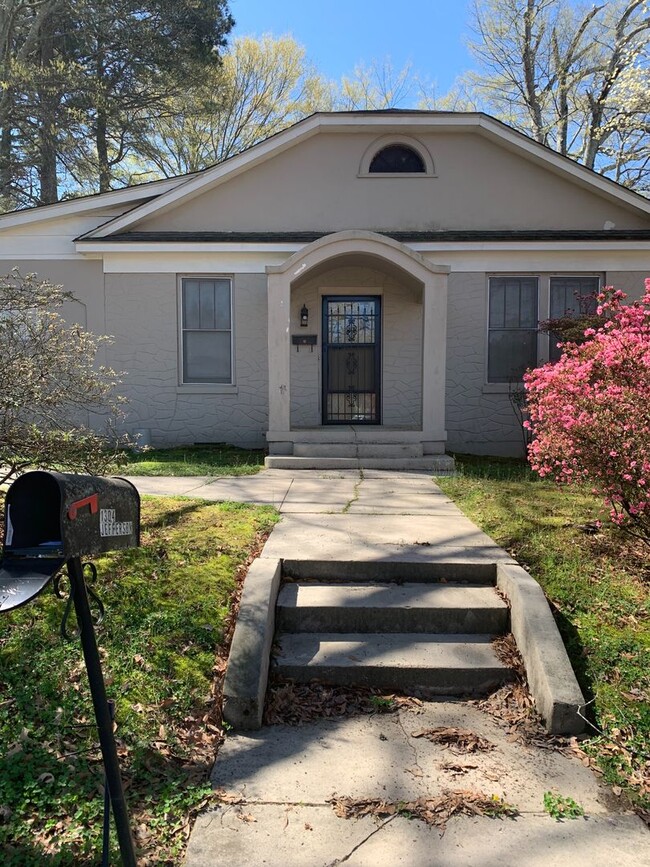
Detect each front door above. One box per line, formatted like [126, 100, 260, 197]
[322, 296, 381, 424]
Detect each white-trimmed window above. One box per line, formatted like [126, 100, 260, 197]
[548, 275, 599, 362]
[358, 135, 436, 177]
[180, 277, 232, 383]
[488, 276, 539, 383]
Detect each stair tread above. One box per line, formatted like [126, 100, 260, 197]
[277, 582, 507, 610]
[265, 456, 455, 471]
[275, 633, 509, 670]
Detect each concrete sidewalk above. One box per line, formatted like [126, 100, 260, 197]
[126, 470, 648, 865]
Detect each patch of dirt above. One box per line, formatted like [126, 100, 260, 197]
[328, 790, 518, 834]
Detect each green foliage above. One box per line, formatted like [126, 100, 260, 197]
[543, 791, 585, 820]
[437, 456, 650, 810]
[369, 695, 396, 712]
[0, 495, 279, 864]
[122, 444, 265, 477]
[0, 0, 234, 206]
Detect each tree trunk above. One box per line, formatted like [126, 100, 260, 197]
[37, 21, 59, 203]
[96, 104, 110, 192]
[94, 34, 111, 193]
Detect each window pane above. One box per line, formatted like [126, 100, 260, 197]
[214, 279, 231, 329]
[550, 277, 598, 318]
[183, 280, 201, 329]
[488, 330, 537, 383]
[184, 331, 231, 383]
[489, 277, 538, 329]
[489, 279, 505, 328]
[369, 145, 425, 173]
[520, 280, 538, 327]
[504, 280, 520, 328]
[199, 281, 216, 329]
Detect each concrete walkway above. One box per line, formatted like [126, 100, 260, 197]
[126, 470, 648, 866]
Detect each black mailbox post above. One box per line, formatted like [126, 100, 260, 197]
[0, 471, 140, 866]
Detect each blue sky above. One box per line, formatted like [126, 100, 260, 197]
[229, 0, 474, 95]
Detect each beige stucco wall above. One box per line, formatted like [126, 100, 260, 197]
[0, 259, 105, 333]
[103, 272, 268, 447]
[445, 271, 522, 457]
[138, 131, 650, 234]
[288, 263, 423, 428]
[604, 271, 647, 301]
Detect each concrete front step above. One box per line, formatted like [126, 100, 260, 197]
[282, 559, 498, 584]
[293, 443, 424, 458]
[273, 633, 513, 695]
[264, 456, 456, 471]
[276, 582, 509, 634]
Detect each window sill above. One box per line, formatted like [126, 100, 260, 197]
[176, 384, 238, 395]
[357, 172, 437, 179]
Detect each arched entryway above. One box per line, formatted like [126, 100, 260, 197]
[265, 231, 449, 458]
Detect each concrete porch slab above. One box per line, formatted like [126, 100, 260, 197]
[185, 703, 647, 867]
[260, 514, 501, 561]
[211, 704, 619, 813]
[185, 807, 648, 867]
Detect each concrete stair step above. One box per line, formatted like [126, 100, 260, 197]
[282, 560, 498, 585]
[273, 633, 513, 695]
[293, 443, 424, 458]
[276, 582, 509, 634]
[264, 456, 456, 471]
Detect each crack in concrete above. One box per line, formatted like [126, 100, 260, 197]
[342, 469, 364, 513]
[325, 814, 397, 866]
[278, 477, 294, 510]
[397, 708, 424, 779]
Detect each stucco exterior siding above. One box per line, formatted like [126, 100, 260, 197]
[0, 259, 105, 332]
[138, 131, 649, 235]
[104, 272, 268, 447]
[289, 263, 423, 429]
[446, 271, 528, 457]
[604, 271, 648, 301]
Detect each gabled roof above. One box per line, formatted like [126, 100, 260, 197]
[1, 111, 649, 237]
[74, 111, 650, 240]
[0, 172, 195, 229]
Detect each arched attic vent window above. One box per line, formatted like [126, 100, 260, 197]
[359, 135, 436, 177]
[369, 144, 426, 173]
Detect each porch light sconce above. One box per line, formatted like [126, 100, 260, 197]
[300, 304, 309, 327]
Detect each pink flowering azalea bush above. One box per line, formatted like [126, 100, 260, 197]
[524, 281, 650, 544]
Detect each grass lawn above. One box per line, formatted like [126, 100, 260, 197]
[437, 454, 650, 812]
[121, 444, 266, 477]
[0, 495, 279, 865]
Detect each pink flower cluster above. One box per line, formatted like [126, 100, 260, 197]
[524, 281, 650, 542]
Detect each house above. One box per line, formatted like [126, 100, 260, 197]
[1, 110, 649, 466]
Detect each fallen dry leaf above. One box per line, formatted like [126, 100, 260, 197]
[439, 762, 479, 777]
[411, 727, 495, 754]
[328, 790, 518, 834]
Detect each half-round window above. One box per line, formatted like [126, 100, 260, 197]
[369, 144, 426, 173]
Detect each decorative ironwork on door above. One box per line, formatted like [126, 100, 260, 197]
[322, 296, 381, 424]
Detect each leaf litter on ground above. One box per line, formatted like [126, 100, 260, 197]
[328, 790, 518, 834]
[264, 681, 423, 725]
[411, 727, 496, 754]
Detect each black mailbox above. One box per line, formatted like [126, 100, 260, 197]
[0, 471, 140, 611]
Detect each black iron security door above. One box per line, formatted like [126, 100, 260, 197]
[322, 296, 381, 424]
